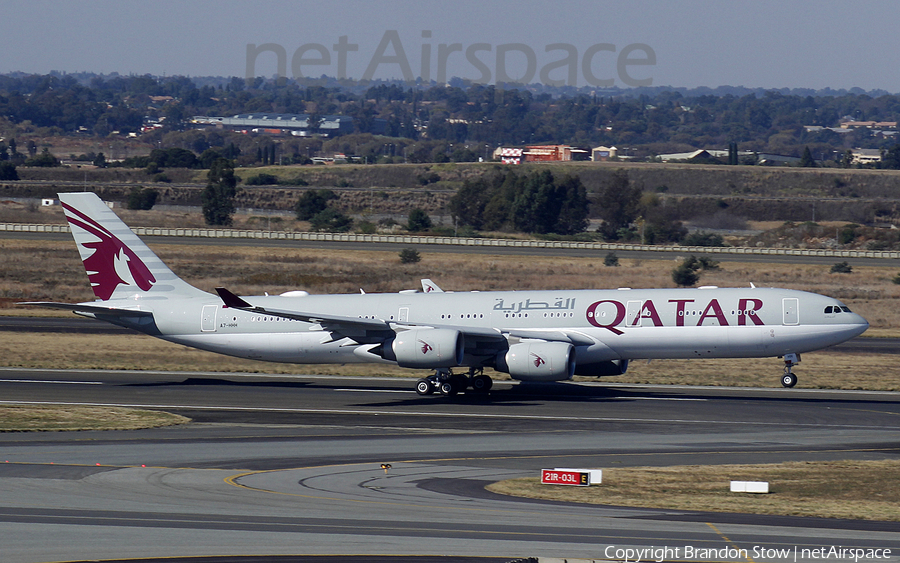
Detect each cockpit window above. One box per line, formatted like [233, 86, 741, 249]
[824, 306, 833, 314]
[841, 306, 851, 313]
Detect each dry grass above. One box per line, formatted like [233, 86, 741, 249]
[0, 404, 189, 432]
[487, 460, 900, 521]
[3, 237, 900, 321]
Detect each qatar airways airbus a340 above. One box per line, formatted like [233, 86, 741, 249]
[25, 192, 868, 395]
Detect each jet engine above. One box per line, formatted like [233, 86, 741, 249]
[496, 341, 575, 381]
[389, 328, 464, 368]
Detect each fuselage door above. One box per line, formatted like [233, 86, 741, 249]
[626, 300, 642, 328]
[782, 298, 799, 326]
[201, 305, 218, 332]
[398, 306, 410, 323]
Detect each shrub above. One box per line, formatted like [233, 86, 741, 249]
[245, 173, 279, 185]
[0, 162, 18, 181]
[309, 208, 352, 232]
[296, 189, 338, 220]
[830, 261, 852, 274]
[603, 252, 619, 267]
[672, 255, 702, 287]
[126, 187, 158, 210]
[356, 220, 376, 234]
[682, 231, 726, 247]
[399, 248, 421, 264]
[892, 272, 900, 285]
[407, 208, 433, 232]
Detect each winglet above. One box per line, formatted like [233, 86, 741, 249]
[421, 279, 443, 293]
[215, 287, 253, 309]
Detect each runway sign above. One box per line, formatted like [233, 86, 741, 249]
[541, 469, 590, 486]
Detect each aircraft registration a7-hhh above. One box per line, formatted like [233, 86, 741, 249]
[25, 192, 868, 395]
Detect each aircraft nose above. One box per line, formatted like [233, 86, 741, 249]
[847, 314, 869, 336]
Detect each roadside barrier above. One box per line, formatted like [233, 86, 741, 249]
[3, 223, 899, 260]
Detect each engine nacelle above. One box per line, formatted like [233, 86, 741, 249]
[574, 359, 629, 376]
[390, 328, 464, 368]
[497, 341, 575, 382]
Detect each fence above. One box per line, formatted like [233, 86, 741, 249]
[3, 223, 899, 260]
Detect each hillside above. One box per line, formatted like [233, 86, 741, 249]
[4, 161, 899, 225]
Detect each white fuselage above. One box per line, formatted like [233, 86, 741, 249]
[97, 286, 868, 369]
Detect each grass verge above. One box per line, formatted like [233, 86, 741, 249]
[0, 405, 189, 432]
[486, 460, 900, 521]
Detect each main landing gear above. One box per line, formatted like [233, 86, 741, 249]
[415, 367, 493, 396]
[780, 353, 800, 388]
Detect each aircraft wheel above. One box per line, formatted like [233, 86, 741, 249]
[471, 374, 493, 392]
[781, 373, 798, 388]
[438, 380, 458, 396]
[450, 373, 468, 389]
[416, 378, 434, 395]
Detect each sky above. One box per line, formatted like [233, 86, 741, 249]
[3, 0, 900, 92]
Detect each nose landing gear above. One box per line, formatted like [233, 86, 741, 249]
[780, 353, 800, 388]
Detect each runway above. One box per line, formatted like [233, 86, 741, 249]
[0, 368, 899, 562]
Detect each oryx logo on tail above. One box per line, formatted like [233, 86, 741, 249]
[62, 202, 156, 300]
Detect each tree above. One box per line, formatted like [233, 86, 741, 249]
[126, 187, 158, 210]
[672, 256, 701, 287]
[800, 146, 816, 167]
[199, 149, 223, 169]
[882, 144, 900, 170]
[407, 208, 433, 232]
[554, 174, 590, 235]
[295, 189, 338, 220]
[309, 208, 353, 232]
[24, 149, 60, 167]
[596, 170, 642, 240]
[92, 152, 107, 168]
[0, 162, 18, 181]
[201, 158, 237, 226]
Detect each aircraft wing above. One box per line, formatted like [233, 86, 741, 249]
[505, 329, 596, 346]
[19, 302, 154, 317]
[215, 287, 388, 328]
[215, 288, 507, 344]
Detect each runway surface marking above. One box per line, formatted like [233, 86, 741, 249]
[335, 388, 707, 400]
[0, 379, 102, 385]
[1, 400, 898, 431]
[707, 523, 756, 563]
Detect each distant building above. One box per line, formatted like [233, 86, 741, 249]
[850, 148, 883, 164]
[657, 149, 713, 162]
[840, 121, 898, 130]
[495, 147, 523, 164]
[191, 113, 362, 137]
[591, 146, 617, 161]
